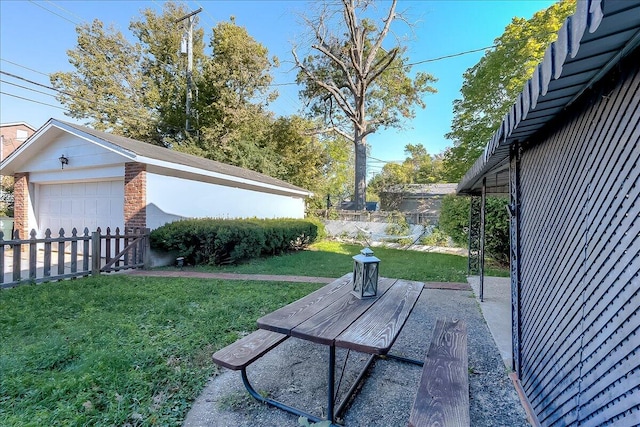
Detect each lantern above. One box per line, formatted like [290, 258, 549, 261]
[352, 247, 380, 299]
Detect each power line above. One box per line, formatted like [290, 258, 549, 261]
[0, 79, 57, 98]
[27, 0, 79, 25]
[1, 58, 51, 77]
[0, 70, 57, 93]
[45, 0, 86, 23]
[368, 155, 402, 164]
[407, 46, 494, 66]
[191, 0, 216, 29]
[0, 70, 154, 127]
[0, 91, 67, 110]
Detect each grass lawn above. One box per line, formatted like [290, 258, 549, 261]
[206, 241, 509, 281]
[0, 275, 321, 426]
[0, 240, 507, 426]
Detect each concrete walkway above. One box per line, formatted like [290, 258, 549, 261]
[126, 269, 337, 284]
[468, 275, 513, 369]
[126, 269, 473, 291]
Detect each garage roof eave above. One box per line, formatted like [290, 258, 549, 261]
[140, 156, 313, 198]
[11, 119, 312, 199]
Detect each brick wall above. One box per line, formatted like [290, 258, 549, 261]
[124, 163, 147, 229]
[12, 172, 29, 239]
[1, 124, 35, 161]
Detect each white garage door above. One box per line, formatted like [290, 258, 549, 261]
[38, 181, 124, 235]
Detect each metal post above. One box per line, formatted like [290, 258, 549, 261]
[328, 346, 336, 422]
[509, 143, 522, 376]
[479, 177, 486, 302]
[468, 195, 481, 275]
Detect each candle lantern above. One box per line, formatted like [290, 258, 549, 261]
[352, 247, 380, 299]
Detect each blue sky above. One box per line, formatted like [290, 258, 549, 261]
[0, 0, 557, 176]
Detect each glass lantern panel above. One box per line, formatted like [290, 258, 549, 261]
[353, 261, 363, 293]
[362, 263, 378, 297]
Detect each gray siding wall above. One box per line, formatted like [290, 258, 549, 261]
[517, 55, 639, 425]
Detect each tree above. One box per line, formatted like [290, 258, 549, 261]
[51, 2, 351, 202]
[191, 18, 280, 173]
[51, 3, 277, 158]
[367, 143, 445, 198]
[51, 19, 157, 142]
[439, 194, 510, 265]
[294, 0, 436, 211]
[442, 0, 576, 181]
[130, 2, 206, 144]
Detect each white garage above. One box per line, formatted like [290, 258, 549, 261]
[37, 181, 124, 235]
[2, 118, 312, 240]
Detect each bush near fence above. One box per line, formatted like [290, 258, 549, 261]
[439, 194, 510, 265]
[149, 218, 322, 266]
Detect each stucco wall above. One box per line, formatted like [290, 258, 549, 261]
[146, 173, 306, 229]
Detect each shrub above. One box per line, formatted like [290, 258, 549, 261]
[439, 194, 510, 265]
[439, 195, 471, 246]
[419, 227, 450, 246]
[150, 218, 319, 265]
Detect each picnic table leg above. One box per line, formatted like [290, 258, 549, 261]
[240, 368, 328, 425]
[382, 353, 424, 366]
[333, 353, 377, 420]
[328, 346, 336, 422]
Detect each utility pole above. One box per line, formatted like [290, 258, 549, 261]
[176, 7, 202, 134]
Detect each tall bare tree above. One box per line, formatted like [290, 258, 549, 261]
[294, 0, 436, 210]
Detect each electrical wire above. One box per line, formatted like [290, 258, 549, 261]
[1, 58, 50, 77]
[0, 70, 156, 128]
[27, 0, 79, 25]
[0, 79, 58, 98]
[407, 46, 494, 66]
[0, 91, 67, 110]
[45, 0, 86, 23]
[3, 3, 558, 140]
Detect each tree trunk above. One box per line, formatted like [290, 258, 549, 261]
[354, 133, 367, 211]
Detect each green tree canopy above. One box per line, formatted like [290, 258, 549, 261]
[367, 143, 445, 199]
[51, 19, 155, 142]
[294, 0, 437, 210]
[130, 2, 206, 143]
[442, 0, 576, 182]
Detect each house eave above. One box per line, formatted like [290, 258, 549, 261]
[457, 0, 640, 196]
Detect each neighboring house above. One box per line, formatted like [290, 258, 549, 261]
[1, 122, 36, 161]
[457, 0, 639, 425]
[379, 183, 457, 213]
[1, 122, 36, 216]
[0, 118, 312, 239]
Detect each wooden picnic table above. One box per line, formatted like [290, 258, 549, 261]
[256, 273, 425, 424]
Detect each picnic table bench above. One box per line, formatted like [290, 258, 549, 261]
[409, 319, 469, 427]
[212, 329, 288, 371]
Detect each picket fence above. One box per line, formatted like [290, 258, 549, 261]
[1, 227, 149, 289]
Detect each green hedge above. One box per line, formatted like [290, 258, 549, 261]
[439, 194, 510, 265]
[150, 218, 321, 265]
